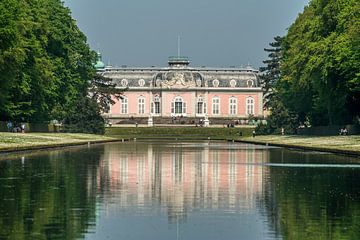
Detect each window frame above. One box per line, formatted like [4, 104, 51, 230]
[229, 97, 237, 115]
[138, 96, 145, 115]
[121, 97, 128, 114]
[246, 97, 255, 115]
[212, 97, 220, 115]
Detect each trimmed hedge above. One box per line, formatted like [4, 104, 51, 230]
[105, 126, 254, 139]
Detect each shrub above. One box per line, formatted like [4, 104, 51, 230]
[63, 97, 105, 134]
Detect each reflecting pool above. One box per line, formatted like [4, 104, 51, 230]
[0, 141, 359, 239]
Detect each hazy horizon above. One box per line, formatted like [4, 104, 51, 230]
[64, 0, 309, 68]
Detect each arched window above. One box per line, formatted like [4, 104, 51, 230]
[196, 97, 205, 114]
[121, 97, 128, 114]
[212, 97, 220, 115]
[171, 96, 186, 115]
[138, 96, 145, 114]
[246, 97, 254, 115]
[229, 97, 237, 115]
[151, 95, 161, 114]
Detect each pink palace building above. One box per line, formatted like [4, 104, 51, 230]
[97, 54, 264, 124]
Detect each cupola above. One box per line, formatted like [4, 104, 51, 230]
[94, 52, 105, 69]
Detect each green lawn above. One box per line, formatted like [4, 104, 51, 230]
[1, 131, 359, 155]
[0, 132, 116, 152]
[239, 135, 360, 153]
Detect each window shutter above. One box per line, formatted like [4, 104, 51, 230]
[171, 102, 174, 114]
[204, 103, 206, 113]
[151, 102, 154, 114]
[183, 102, 186, 114]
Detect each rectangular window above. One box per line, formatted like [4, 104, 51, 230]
[138, 97, 145, 114]
[212, 98, 220, 115]
[173, 98, 185, 115]
[155, 102, 160, 114]
[246, 98, 254, 115]
[175, 102, 182, 114]
[197, 102, 203, 114]
[229, 98, 237, 115]
[121, 98, 128, 114]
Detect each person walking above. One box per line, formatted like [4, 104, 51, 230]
[6, 121, 13, 132]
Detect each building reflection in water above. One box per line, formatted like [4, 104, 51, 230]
[97, 142, 268, 224]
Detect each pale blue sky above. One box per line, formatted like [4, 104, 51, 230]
[64, 0, 309, 68]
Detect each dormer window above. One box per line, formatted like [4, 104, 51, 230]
[121, 79, 128, 87]
[138, 79, 145, 87]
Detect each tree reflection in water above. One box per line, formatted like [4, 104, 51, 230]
[0, 142, 359, 239]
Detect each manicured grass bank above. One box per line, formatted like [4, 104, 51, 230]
[2, 130, 358, 156]
[105, 126, 254, 139]
[0, 132, 117, 153]
[238, 135, 360, 156]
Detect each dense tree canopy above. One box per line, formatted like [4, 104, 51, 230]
[0, 0, 96, 122]
[278, 0, 360, 126]
[0, 0, 124, 133]
[259, 36, 284, 107]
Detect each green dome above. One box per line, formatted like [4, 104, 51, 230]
[94, 52, 105, 69]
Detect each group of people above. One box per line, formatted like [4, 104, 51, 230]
[226, 122, 235, 128]
[195, 119, 205, 127]
[6, 121, 26, 133]
[339, 127, 348, 135]
[171, 115, 185, 124]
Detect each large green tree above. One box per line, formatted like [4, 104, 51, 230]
[279, 0, 360, 126]
[0, 0, 95, 122]
[259, 36, 284, 107]
[257, 36, 299, 134]
[0, 0, 25, 118]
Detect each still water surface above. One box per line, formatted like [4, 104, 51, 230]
[0, 141, 359, 239]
